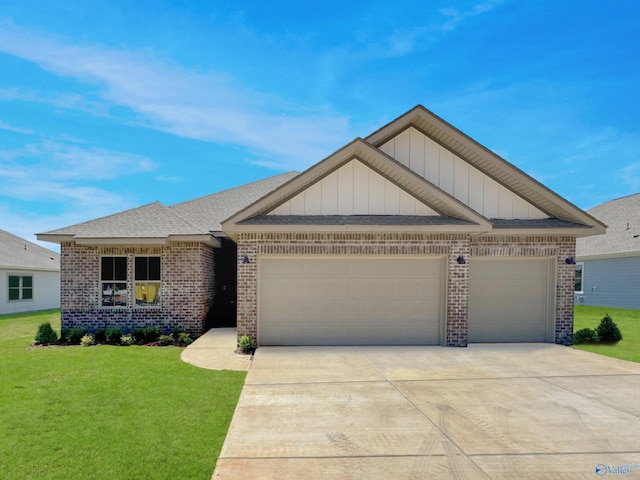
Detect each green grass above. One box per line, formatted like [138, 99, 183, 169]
[0, 310, 246, 480]
[574, 305, 640, 363]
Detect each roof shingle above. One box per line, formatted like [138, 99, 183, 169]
[0, 229, 60, 271]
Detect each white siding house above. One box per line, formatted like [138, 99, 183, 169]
[0, 229, 60, 315]
[575, 193, 640, 309]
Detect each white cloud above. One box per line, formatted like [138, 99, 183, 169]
[0, 119, 33, 134]
[0, 20, 352, 169]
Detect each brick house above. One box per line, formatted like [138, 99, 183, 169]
[39, 106, 605, 346]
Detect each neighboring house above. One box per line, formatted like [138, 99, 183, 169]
[38, 105, 605, 346]
[575, 193, 640, 309]
[0, 229, 60, 315]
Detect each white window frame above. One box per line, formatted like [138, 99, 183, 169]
[100, 256, 128, 307]
[8, 274, 33, 302]
[574, 262, 584, 294]
[134, 256, 162, 307]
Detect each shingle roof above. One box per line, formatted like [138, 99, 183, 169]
[38, 172, 299, 241]
[240, 215, 476, 226]
[0, 229, 60, 271]
[170, 171, 299, 232]
[42, 202, 207, 238]
[576, 193, 640, 258]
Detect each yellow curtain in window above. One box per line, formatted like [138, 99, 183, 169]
[136, 283, 159, 303]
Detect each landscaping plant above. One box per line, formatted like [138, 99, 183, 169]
[596, 314, 623, 343]
[34, 322, 58, 345]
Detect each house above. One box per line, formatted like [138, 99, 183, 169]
[0, 229, 60, 315]
[38, 105, 605, 346]
[575, 193, 640, 309]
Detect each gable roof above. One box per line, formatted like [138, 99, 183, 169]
[576, 193, 639, 259]
[0, 229, 60, 271]
[222, 138, 494, 236]
[366, 105, 606, 234]
[37, 172, 299, 245]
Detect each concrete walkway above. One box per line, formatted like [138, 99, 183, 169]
[212, 343, 640, 480]
[180, 328, 251, 371]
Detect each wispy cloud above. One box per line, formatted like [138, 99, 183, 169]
[0, 20, 352, 169]
[0, 119, 33, 134]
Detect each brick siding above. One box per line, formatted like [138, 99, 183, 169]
[60, 241, 215, 335]
[237, 232, 576, 347]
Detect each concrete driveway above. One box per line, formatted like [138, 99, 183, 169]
[212, 344, 640, 479]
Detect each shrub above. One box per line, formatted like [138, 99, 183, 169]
[175, 332, 193, 346]
[596, 314, 623, 343]
[105, 327, 123, 345]
[238, 334, 254, 353]
[80, 334, 95, 347]
[158, 334, 174, 346]
[573, 328, 599, 344]
[172, 326, 187, 336]
[95, 328, 107, 344]
[35, 322, 58, 345]
[132, 328, 146, 344]
[143, 326, 161, 343]
[64, 327, 86, 345]
[120, 334, 134, 346]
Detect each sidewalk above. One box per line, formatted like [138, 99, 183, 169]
[181, 328, 251, 371]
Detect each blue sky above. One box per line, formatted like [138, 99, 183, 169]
[1, 1, 639, 251]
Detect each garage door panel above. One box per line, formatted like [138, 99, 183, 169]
[469, 258, 552, 343]
[259, 257, 443, 345]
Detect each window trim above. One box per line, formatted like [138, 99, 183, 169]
[100, 256, 128, 308]
[574, 262, 584, 294]
[134, 256, 162, 307]
[7, 274, 33, 302]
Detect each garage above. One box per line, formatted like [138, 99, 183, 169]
[468, 257, 554, 342]
[259, 256, 444, 345]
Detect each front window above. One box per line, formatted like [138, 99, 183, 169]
[8, 275, 33, 301]
[135, 256, 161, 306]
[101, 257, 127, 306]
[574, 263, 584, 293]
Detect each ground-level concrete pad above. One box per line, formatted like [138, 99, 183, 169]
[212, 344, 640, 479]
[213, 455, 490, 480]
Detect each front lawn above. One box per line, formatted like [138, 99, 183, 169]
[0, 310, 246, 480]
[574, 305, 640, 363]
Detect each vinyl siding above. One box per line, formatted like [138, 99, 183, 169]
[575, 256, 640, 309]
[0, 269, 60, 315]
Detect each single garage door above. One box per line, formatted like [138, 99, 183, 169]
[469, 257, 554, 342]
[259, 256, 444, 345]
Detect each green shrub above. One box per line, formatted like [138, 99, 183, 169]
[80, 334, 95, 347]
[105, 327, 123, 345]
[35, 322, 58, 345]
[143, 326, 161, 343]
[94, 328, 106, 344]
[120, 334, 134, 346]
[132, 328, 146, 344]
[172, 326, 187, 336]
[175, 332, 193, 346]
[238, 334, 254, 353]
[573, 328, 599, 344]
[158, 334, 174, 346]
[596, 314, 623, 343]
[64, 327, 86, 345]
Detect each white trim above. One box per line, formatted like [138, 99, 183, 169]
[576, 251, 640, 261]
[574, 262, 584, 295]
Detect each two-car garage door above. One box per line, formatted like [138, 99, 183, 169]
[259, 257, 444, 345]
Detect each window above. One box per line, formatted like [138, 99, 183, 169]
[8, 275, 33, 301]
[101, 257, 127, 306]
[135, 257, 161, 306]
[574, 263, 584, 293]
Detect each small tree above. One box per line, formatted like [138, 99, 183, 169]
[596, 314, 622, 343]
[35, 322, 58, 345]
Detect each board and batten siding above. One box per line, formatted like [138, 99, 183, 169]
[270, 159, 439, 216]
[0, 269, 60, 315]
[380, 127, 547, 220]
[576, 256, 640, 309]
